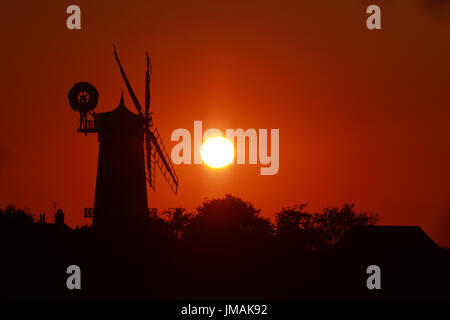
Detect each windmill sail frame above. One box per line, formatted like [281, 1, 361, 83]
[147, 127, 178, 194]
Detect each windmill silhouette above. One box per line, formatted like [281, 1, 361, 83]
[68, 46, 178, 229]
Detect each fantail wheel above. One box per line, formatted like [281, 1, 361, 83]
[68, 82, 99, 113]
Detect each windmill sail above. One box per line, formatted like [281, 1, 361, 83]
[145, 51, 151, 120]
[144, 130, 156, 190]
[147, 127, 178, 194]
[113, 45, 144, 117]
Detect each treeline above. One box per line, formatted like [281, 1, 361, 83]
[153, 194, 379, 250]
[0, 194, 379, 251]
[2, 196, 449, 300]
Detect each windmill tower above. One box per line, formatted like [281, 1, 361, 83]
[68, 47, 178, 229]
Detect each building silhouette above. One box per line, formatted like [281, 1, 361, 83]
[93, 95, 148, 229]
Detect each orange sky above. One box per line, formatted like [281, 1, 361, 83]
[0, 0, 449, 246]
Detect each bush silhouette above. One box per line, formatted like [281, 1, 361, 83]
[183, 194, 274, 249]
[275, 203, 379, 250]
[163, 207, 193, 239]
[0, 204, 34, 227]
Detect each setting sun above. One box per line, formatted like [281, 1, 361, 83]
[200, 137, 234, 168]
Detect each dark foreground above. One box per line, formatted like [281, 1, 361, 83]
[1, 222, 449, 300]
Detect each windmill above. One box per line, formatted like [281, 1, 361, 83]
[68, 46, 178, 229]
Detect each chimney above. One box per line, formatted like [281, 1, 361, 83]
[55, 209, 64, 225]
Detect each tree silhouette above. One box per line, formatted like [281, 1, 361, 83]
[275, 204, 323, 249]
[183, 194, 274, 246]
[0, 204, 34, 227]
[163, 207, 193, 239]
[316, 203, 379, 245]
[275, 203, 379, 250]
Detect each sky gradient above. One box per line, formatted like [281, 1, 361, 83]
[0, 0, 449, 246]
